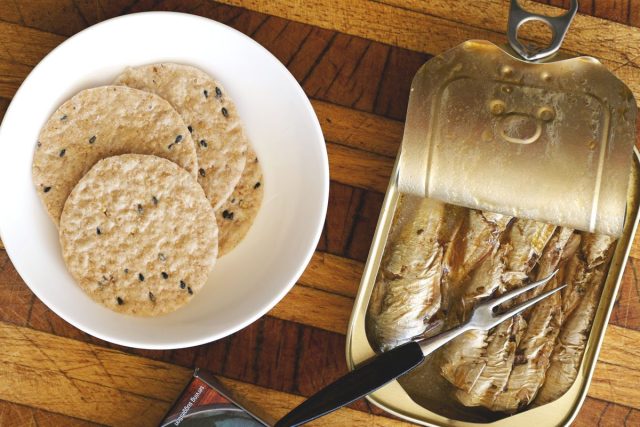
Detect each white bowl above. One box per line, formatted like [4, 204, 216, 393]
[0, 12, 328, 349]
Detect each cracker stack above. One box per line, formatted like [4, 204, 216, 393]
[32, 64, 264, 316]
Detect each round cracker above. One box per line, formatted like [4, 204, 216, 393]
[33, 86, 198, 226]
[114, 63, 248, 210]
[216, 148, 264, 256]
[59, 154, 217, 316]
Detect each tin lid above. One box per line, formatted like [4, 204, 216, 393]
[397, 40, 636, 236]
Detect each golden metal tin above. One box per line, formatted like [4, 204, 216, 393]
[346, 152, 640, 426]
[346, 2, 638, 424]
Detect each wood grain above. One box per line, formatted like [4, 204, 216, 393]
[376, 0, 640, 65]
[630, 232, 640, 260]
[216, 0, 640, 65]
[610, 257, 640, 331]
[299, 252, 362, 299]
[590, 324, 640, 409]
[327, 142, 393, 194]
[574, 397, 640, 427]
[216, 0, 502, 60]
[216, 0, 640, 106]
[1, 322, 188, 426]
[0, 97, 7, 210]
[1, 0, 639, 38]
[0, 251, 33, 327]
[0, 400, 100, 427]
[0, 321, 410, 426]
[0, 2, 423, 121]
[312, 99, 402, 158]
[269, 284, 353, 334]
[220, 376, 410, 426]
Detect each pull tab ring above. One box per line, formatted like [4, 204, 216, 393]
[507, 0, 578, 61]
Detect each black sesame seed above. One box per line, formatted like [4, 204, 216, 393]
[180, 280, 186, 289]
[199, 139, 207, 148]
[203, 89, 209, 98]
[89, 135, 96, 144]
[43, 186, 52, 193]
[137, 203, 143, 214]
[161, 272, 168, 279]
[138, 273, 145, 282]
[167, 143, 174, 150]
[187, 286, 193, 295]
[199, 168, 206, 177]
[96, 227, 101, 235]
[222, 210, 234, 220]
[116, 297, 124, 305]
[60, 114, 67, 121]
[221, 107, 229, 118]
[148, 291, 155, 302]
[59, 148, 66, 157]
[215, 87, 222, 98]
[254, 182, 261, 189]
[152, 196, 158, 205]
[158, 253, 166, 262]
[124, 268, 129, 274]
[175, 134, 183, 144]
[188, 125, 193, 133]
[36, 141, 41, 148]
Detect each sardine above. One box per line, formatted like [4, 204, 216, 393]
[367, 196, 446, 351]
[449, 211, 512, 285]
[562, 234, 616, 320]
[441, 210, 512, 321]
[455, 316, 527, 408]
[491, 286, 563, 411]
[442, 219, 555, 407]
[426, 204, 467, 335]
[490, 228, 577, 412]
[534, 267, 605, 405]
[439, 212, 515, 378]
[500, 220, 557, 291]
[440, 245, 508, 391]
[534, 234, 616, 405]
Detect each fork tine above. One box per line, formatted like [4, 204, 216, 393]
[491, 284, 567, 326]
[487, 270, 558, 309]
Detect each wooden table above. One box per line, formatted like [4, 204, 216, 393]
[1, 1, 639, 425]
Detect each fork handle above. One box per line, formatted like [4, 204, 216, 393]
[274, 341, 424, 427]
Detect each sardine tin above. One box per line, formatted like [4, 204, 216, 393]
[347, 2, 638, 423]
[346, 153, 640, 426]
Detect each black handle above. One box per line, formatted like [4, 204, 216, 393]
[274, 341, 424, 427]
